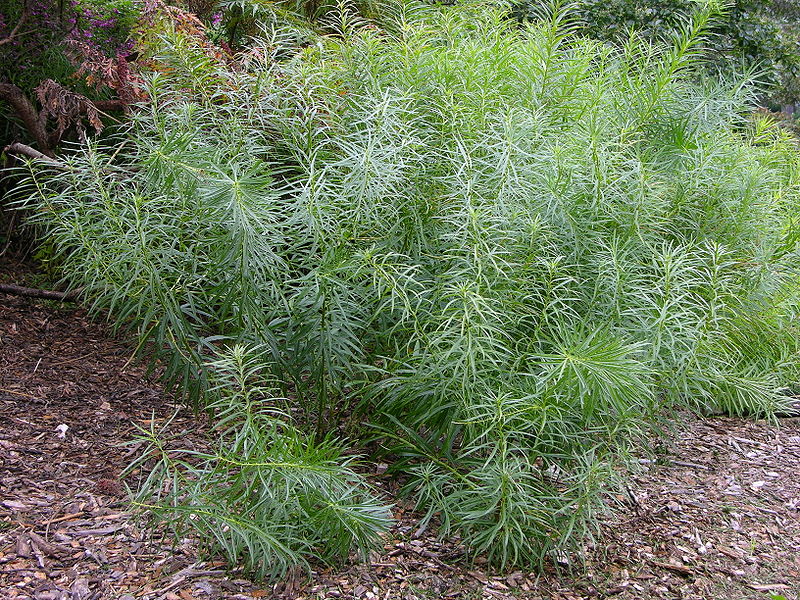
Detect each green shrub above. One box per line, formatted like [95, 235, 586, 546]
[124, 345, 391, 580]
[512, 0, 800, 104]
[16, 1, 800, 574]
[177, 0, 409, 47]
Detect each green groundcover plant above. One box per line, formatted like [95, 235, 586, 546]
[14, 0, 800, 578]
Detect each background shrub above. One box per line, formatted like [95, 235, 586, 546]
[512, 0, 800, 105]
[0, 0, 138, 94]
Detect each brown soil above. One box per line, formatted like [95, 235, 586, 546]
[1, 255, 799, 600]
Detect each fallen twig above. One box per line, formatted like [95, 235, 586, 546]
[747, 582, 791, 592]
[0, 7, 29, 47]
[66, 524, 125, 537]
[40, 511, 85, 526]
[0, 283, 80, 302]
[649, 560, 693, 576]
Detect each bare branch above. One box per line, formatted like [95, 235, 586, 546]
[0, 283, 81, 302]
[0, 6, 29, 47]
[0, 83, 53, 156]
[3, 143, 67, 169]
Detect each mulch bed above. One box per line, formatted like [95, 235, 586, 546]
[1, 256, 799, 600]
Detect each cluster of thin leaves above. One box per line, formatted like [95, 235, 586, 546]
[16, 0, 800, 574]
[124, 346, 391, 580]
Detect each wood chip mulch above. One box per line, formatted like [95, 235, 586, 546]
[1, 258, 799, 600]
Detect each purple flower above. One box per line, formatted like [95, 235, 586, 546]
[211, 12, 223, 27]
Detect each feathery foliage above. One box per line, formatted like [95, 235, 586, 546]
[15, 0, 800, 574]
[124, 346, 391, 579]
